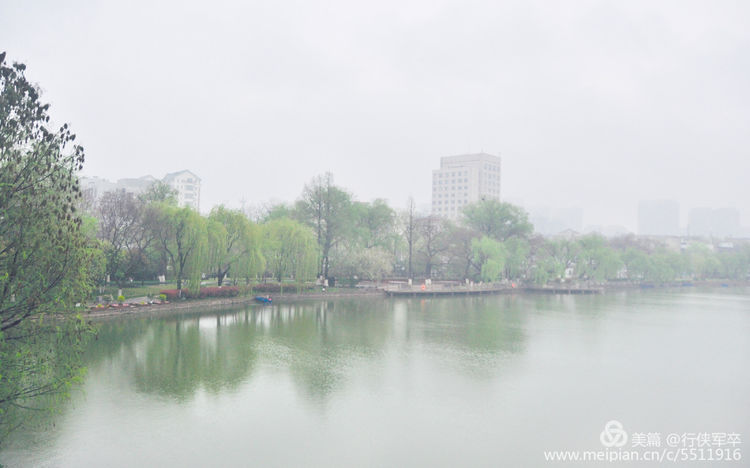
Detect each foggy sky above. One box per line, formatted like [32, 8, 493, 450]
[2, 0, 749, 231]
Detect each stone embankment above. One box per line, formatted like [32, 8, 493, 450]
[85, 289, 384, 320]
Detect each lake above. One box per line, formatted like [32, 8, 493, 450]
[2, 288, 748, 467]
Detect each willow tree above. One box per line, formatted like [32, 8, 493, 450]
[503, 237, 531, 280]
[262, 218, 317, 293]
[471, 236, 507, 282]
[529, 241, 564, 285]
[0, 53, 97, 437]
[208, 206, 264, 286]
[206, 218, 228, 284]
[149, 204, 207, 292]
[235, 222, 265, 286]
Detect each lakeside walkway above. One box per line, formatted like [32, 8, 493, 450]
[383, 284, 603, 297]
[384, 284, 513, 297]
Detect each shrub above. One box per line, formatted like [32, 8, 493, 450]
[187, 286, 240, 299]
[158, 294, 167, 302]
[159, 289, 183, 300]
[160, 287, 240, 300]
[117, 295, 125, 304]
[252, 283, 283, 293]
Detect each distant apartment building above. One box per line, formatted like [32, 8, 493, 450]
[79, 176, 117, 200]
[117, 175, 159, 194]
[432, 153, 501, 218]
[162, 170, 201, 211]
[637, 200, 680, 236]
[688, 207, 740, 238]
[80, 170, 201, 211]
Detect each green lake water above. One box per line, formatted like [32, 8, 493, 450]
[2, 289, 749, 467]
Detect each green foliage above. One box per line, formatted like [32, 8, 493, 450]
[0, 53, 96, 438]
[547, 238, 582, 276]
[261, 218, 317, 291]
[621, 246, 681, 282]
[472, 236, 507, 282]
[686, 244, 721, 279]
[654, 250, 687, 282]
[139, 181, 178, 205]
[414, 215, 452, 278]
[206, 217, 228, 280]
[576, 234, 623, 281]
[526, 240, 563, 284]
[717, 245, 750, 279]
[260, 202, 295, 223]
[531, 254, 558, 285]
[351, 199, 396, 250]
[148, 204, 208, 291]
[462, 200, 532, 241]
[0, 316, 94, 440]
[503, 237, 530, 280]
[443, 225, 480, 280]
[622, 247, 650, 280]
[296, 173, 354, 278]
[208, 206, 264, 286]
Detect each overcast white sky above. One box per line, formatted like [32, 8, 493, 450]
[2, 0, 748, 231]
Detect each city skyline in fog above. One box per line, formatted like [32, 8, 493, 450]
[2, 0, 749, 231]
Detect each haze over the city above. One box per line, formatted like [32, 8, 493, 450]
[2, 0, 748, 231]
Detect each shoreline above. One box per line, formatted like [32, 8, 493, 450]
[83, 280, 749, 321]
[84, 289, 385, 320]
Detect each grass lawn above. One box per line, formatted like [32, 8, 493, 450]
[94, 283, 178, 301]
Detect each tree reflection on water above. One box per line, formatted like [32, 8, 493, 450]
[88, 296, 530, 403]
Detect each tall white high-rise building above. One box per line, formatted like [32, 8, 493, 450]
[432, 153, 501, 218]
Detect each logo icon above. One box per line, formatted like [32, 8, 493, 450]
[600, 420, 628, 448]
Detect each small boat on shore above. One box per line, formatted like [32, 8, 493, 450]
[254, 296, 272, 304]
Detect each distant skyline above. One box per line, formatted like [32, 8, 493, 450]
[2, 0, 748, 231]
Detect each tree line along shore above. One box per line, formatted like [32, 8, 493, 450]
[84, 173, 750, 310]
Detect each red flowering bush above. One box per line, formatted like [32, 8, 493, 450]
[192, 286, 240, 298]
